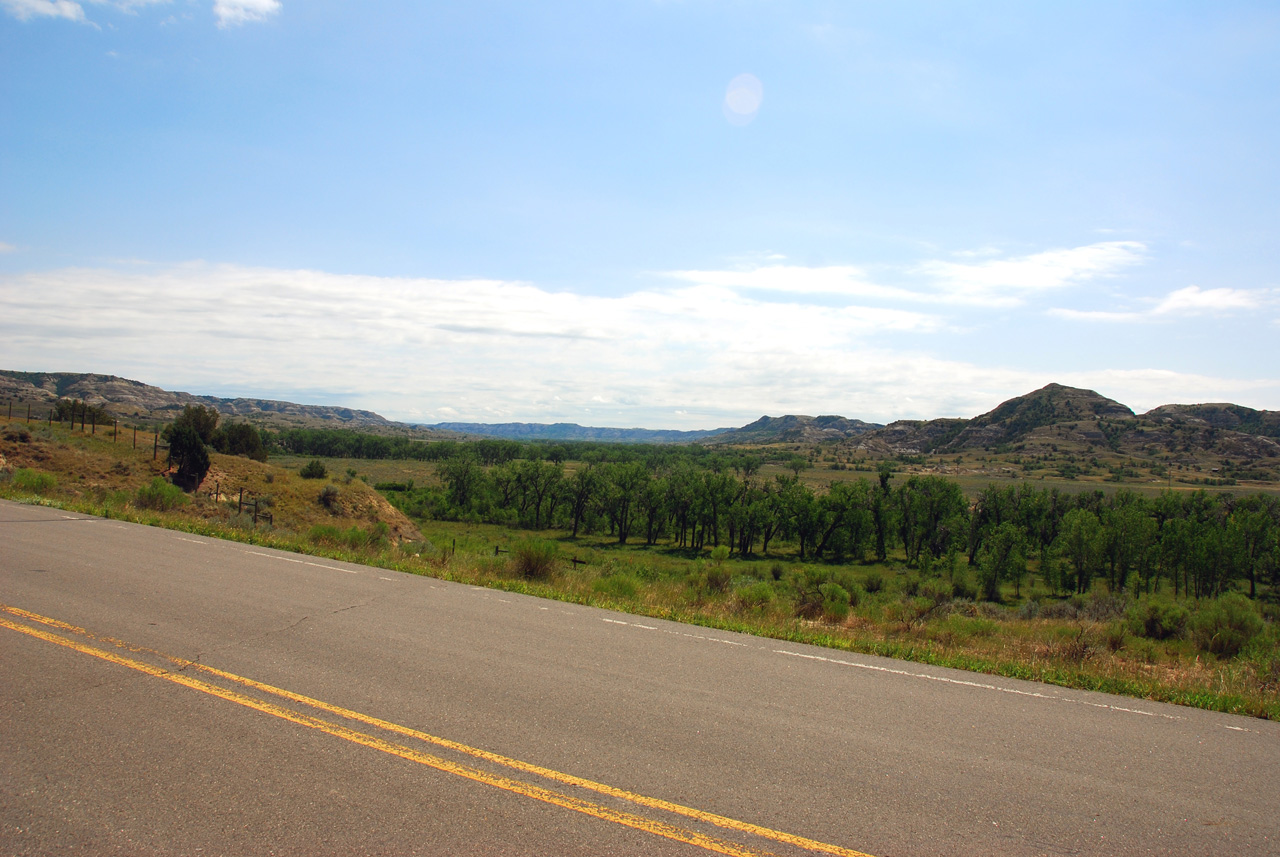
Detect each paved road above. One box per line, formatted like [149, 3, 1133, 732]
[2, 499, 1277, 856]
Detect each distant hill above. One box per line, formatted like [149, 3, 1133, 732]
[428, 421, 729, 444]
[5, 371, 1277, 465]
[1141, 403, 1280, 439]
[702, 414, 882, 445]
[0, 371, 399, 430]
[699, 384, 1279, 465]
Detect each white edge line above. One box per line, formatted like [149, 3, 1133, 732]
[774, 650, 1183, 720]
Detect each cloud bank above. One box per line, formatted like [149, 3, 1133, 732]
[2, 260, 1274, 427]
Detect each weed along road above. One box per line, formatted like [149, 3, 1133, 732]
[2, 499, 1278, 856]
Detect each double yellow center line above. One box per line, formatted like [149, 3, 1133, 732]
[1, 603, 873, 857]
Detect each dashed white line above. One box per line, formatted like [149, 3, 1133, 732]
[774, 650, 1183, 720]
[606, 618, 747, 646]
[244, 551, 358, 574]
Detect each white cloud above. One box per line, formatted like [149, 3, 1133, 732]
[1, 0, 85, 21]
[2, 261, 1273, 427]
[0, 242, 17, 254]
[665, 264, 922, 302]
[1049, 284, 1271, 322]
[918, 241, 1147, 306]
[1152, 285, 1262, 315]
[213, 0, 278, 27]
[1046, 308, 1142, 323]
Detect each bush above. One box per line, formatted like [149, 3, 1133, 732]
[1127, 598, 1189, 641]
[1190, 594, 1264, 658]
[737, 580, 775, 610]
[3, 425, 31, 443]
[166, 424, 211, 489]
[705, 564, 732, 594]
[134, 476, 188, 511]
[512, 539, 558, 579]
[819, 583, 851, 622]
[318, 483, 341, 510]
[9, 468, 56, 494]
[593, 573, 639, 601]
[307, 523, 387, 551]
[950, 569, 977, 601]
[300, 460, 328, 479]
[863, 571, 885, 593]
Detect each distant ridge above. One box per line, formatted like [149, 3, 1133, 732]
[4, 371, 1277, 461]
[427, 421, 730, 444]
[702, 414, 883, 445]
[0, 371, 398, 430]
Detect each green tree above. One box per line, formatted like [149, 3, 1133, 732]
[211, 422, 267, 461]
[170, 404, 220, 444]
[167, 424, 210, 489]
[977, 522, 1027, 601]
[1058, 508, 1105, 594]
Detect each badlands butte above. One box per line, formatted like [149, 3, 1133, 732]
[1, 370, 1278, 486]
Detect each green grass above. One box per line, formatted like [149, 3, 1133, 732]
[5, 420, 1278, 721]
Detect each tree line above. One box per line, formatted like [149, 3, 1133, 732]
[384, 451, 1279, 603]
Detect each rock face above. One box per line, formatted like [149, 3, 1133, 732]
[0, 371, 393, 428]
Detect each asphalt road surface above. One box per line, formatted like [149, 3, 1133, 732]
[2, 498, 1278, 856]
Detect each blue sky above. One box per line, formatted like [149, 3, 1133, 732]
[2, 1, 1277, 428]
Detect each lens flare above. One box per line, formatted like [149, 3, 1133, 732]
[723, 73, 763, 126]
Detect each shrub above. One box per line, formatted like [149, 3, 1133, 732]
[1190, 594, 1264, 658]
[308, 523, 385, 551]
[318, 483, 341, 510]
[134, 476, 188, 511]
[705, 564, 732, 594]
[512, 539, 558, 579]
[166, 424, 210, 489]
[950, 569, 977, 601]
[819, 583, 851, 622]
[10, 468, 56, 494]
[709, 545, 731, 563]
[300, 460, 328, 479]
[593, 573, 639, 601]
[863, 571, 885, 593]
[737, 580, 775, 610]
[1127, 598, 1189, 641]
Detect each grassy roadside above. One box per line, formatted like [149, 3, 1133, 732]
[3, 417, 1277, 720]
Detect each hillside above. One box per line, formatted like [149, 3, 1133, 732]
[0, 371, 400, 431]
[1142, 403, 1280, 439]
[704, 414, 882, 445]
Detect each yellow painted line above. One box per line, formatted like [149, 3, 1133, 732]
[0, 614, 768, 857]
[0, 604, 878, 857]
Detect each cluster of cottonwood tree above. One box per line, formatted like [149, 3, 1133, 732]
[379, 447, 1279, 602]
